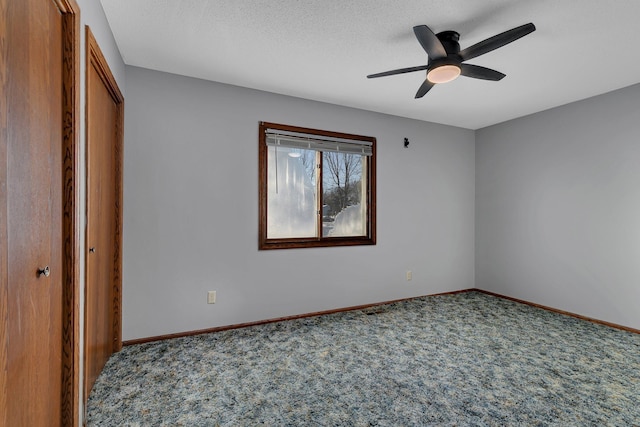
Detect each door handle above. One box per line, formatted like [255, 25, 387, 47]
[37, 266, 50, 278]
[89, 247, 96, 253]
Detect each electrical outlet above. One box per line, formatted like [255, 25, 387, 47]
[207, 290, 217, 304]
[406, 271, 412, 281]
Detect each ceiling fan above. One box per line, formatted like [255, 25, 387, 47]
[367, 22, 536, 98]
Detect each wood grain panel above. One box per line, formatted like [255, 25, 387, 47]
[0, 0, 9, 423]
[84, 26, 124, 402]
[5, 0, 63, 424]
[59, 1, 81, 425]
[113, 91, 124, 352]
[1, 1, 79, 425]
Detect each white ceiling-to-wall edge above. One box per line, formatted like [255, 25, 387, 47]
[100, 0, 640, 129]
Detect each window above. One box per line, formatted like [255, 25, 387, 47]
[259, 122, 376, 249]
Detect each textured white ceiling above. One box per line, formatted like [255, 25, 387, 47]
[100, 0, 640, 129]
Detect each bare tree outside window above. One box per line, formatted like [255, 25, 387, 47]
[322, 152, 362, 216]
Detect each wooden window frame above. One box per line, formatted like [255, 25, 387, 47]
[259, 121, 376, 250]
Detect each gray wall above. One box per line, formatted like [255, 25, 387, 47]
[78, 0, 125, 87]
[476, 83, 640, 330]
[123, 66, 476, 340]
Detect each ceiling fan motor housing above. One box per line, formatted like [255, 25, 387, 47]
[426, 31, 463, 83]
[430, 31, 462, 66]
[436, 31, 461, 54]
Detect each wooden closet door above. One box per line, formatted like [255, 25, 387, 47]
[2, 0, 64, 424]
[84, 27, 124, 401]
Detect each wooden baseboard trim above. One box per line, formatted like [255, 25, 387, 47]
[475, 289, 640, 334]
[123, 288, 474, 346]
[123, 288, 638, 346]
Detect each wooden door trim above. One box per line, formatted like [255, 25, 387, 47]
[60, 1, 81, 425]
[0, 1, 9, 425]
[84, 25, 124, 402]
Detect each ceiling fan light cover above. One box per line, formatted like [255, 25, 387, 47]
[427, 64, 461, 84]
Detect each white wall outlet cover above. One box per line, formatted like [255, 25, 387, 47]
[207, 290, 216, 304]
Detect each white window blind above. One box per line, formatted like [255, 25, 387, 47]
[265, 129, 373, 156]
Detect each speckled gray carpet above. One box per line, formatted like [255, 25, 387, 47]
[86, 291, 640, 426]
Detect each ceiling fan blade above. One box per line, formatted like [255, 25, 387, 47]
[414, 79, 435, 98]
[367, 64, 429, 79]
[459, 23, 535, 62]
[460, 64, 506, 81]
[413, 25, 447, 59]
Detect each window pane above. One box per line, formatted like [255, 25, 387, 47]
[322, 152, 366, 237]
[267, 146, 317, 238]
[259, 121, 376, 250]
